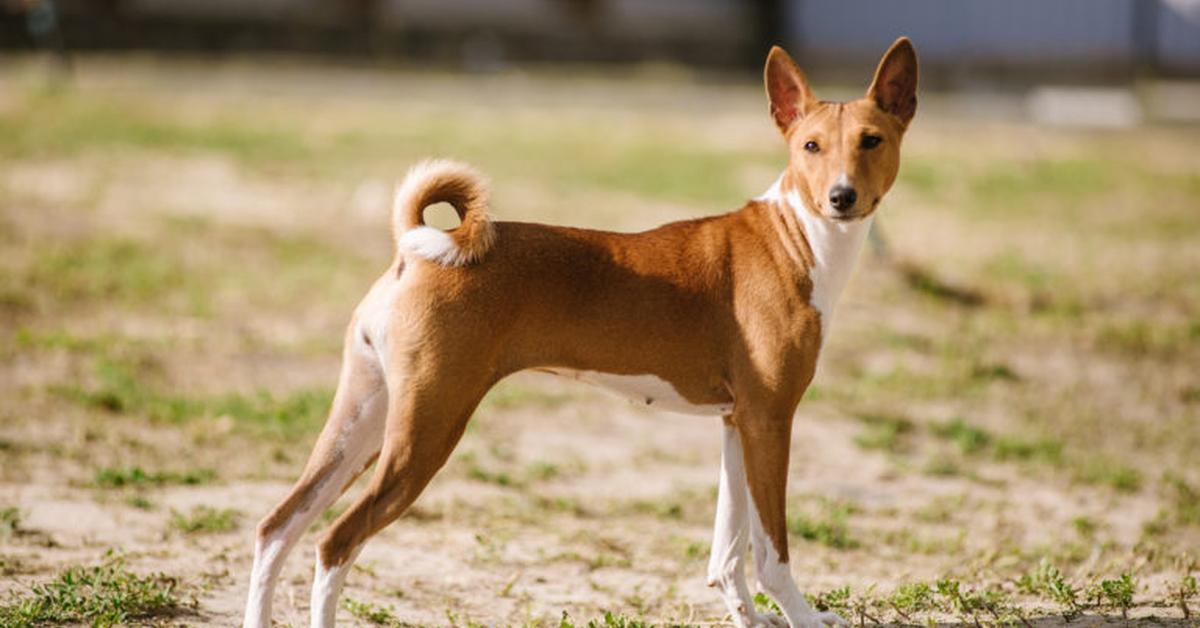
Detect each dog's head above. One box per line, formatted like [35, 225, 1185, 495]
[765, 38, 918, 222]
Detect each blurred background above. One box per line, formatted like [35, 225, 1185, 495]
[1, 2, 1198, 627]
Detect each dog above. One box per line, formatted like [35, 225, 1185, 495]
[242, 37, 918, 628]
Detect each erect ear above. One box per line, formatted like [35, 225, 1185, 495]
[764, 45, 817, 135]
[867, 37, 919, 127]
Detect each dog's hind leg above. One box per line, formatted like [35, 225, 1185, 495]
[309, 370, 491, 628]
[709, 418, 780, 627]
[243, 327, 387, 628]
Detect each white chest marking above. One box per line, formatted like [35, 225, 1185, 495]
[548, 369, 733, 416]
[757, 177, 873, 339]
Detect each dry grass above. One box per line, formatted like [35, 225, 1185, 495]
[0, 55, 1197, 626]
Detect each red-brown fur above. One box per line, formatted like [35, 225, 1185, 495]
[245, 37, 919, 628]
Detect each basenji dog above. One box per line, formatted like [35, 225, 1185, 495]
[243, 37, 918, 628]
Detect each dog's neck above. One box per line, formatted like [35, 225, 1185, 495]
[758, 174, 875, 327]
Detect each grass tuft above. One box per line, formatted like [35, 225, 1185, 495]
[93, 466, 215, 489]
[344, 598, 407, 626]
[169, 506, 239, 534]
[0, 507, 21, 538]
[0, 555, 183, 627]
[787, 502, 858, 550]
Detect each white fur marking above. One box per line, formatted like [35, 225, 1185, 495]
[708, 424, 760, 625]
[243, 537, 285, 628]
[398, 226, 470, 266]
[758, 177, 873, 338]
[310, 557, 344, 628]
[310, 545, 365, 628]
[750, 501, 847, 627]
[549, 369, 733, 416]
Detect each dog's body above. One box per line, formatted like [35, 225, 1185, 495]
[243, 39, 918, 628]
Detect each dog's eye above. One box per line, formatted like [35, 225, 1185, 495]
[861, 135, 883, 149]
[803, 141, 820, 154]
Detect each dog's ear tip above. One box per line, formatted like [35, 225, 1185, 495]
[766, 45, 794, 65]
[890, 37, 918, 57]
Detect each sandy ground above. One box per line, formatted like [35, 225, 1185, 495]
[1, 57, 1198, 626]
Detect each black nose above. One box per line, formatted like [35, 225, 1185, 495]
[829, 185, 857, 212]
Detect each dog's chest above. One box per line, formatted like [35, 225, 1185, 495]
[547, 369, 734, 417]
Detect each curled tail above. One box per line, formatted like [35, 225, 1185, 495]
[393, 159, 495, 266]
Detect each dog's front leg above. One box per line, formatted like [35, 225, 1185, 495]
[737, 414, 847, 628]
[708, 419, 785, 627]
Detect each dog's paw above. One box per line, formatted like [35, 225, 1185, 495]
[792, 611, 848, 628]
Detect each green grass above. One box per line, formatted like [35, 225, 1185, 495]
[344, 598, 406, 627]
[26, 238, 188, 306]
[1161, 472, 1200, 526]
[965, 157, 1112, 215]
[481, 382, 577, 411]
[787, 502, 859, 550]
[92, 466, 216, 489]
[1070, 456, 1143, 493]
[931, 418, 993, 455]
[0, 507, 21, 538]
[558, 609, 659, 628]
[853, 413, 915, 453]
[0, 556, 184, 627]
[1, 62, 1198, 625]
[52, 354, 333, 436]
[0, 88, 306, 164]
[169, 506, 240, 534]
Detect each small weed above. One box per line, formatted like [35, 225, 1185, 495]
[1071, 516, 1098, 538]
[887, 582, 936, 620]
[93, 466, 215, 489]
[0, 555, 183, 627]
[753, 591, 783, 614]
[932, 418, 992, 455]
[993, 436, 1063, 465]
[344, 598, 405, 626]
[169, 506, 239, 534]
[0, 507, 21, 537]
[969, 362, 1020, 383]
[1087, 573, 1135, 618]
[806, 586, 851, 614]
[1017, 558, 1080, 619]
[912, 494, 964, 523]
[787, 503, 858, 550]
[1071, 458, 1142, 493]
[923, 455, 961, 477]
[1173, 573, 1197, 619]
[126, 495, 155, 510]
[526, 461, 561, 481]
[466, 464, 517, 488]
[853, 413, 914, 453]
[557, 610, 656, 628]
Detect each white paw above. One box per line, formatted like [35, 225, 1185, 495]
[793, 611, 848, 628]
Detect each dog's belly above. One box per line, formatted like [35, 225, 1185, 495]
[546, 369, 733, 416]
